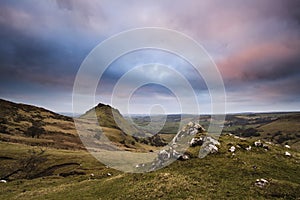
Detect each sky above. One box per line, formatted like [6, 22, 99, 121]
[0, 0, 300, 114]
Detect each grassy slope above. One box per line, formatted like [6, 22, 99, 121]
[81, 103, 142, 136]
[257, 115, 300, 150]
[0, 99, 157, 151]
[81, 103, 166, 147]
[0, 99, 83, 150]
[1, 134, 299, 200]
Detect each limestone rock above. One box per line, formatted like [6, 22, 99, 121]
[255, 178, 269, 188]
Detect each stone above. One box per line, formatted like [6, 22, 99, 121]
[188, 122, 194, 127]
[255, 178, 268, 188]
[229, 146, 236, 153]
[189, 137, 204, 147]
[194, 124, 206, 132]
[158, 149, 171, 161]
[254, 140, 263, 147]
[205, 136, 220, 146]
[245, 146, 252, 151]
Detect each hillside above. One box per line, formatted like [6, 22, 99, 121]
[80, 103, 166, 147]
[81, 103, 143, 137]
[0, 99, 83, 150]
[0, 99, 164, 151]
[0, 99, 299, 199]
[0, 133, 299, 199]
[132, 112, 300, 150]
[257, 114, 300, 150]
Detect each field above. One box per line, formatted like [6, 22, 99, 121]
[1, 134, 300, 199]
[1, 99, 300, 199]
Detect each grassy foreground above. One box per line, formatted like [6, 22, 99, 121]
[1, 134, 300, 200]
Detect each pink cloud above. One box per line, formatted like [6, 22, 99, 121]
[217, 39, 300, 81]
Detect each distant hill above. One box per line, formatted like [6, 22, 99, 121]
[80, 103, 166, 147]
[0, 99, 165, 151]
[220, 113, 300, 150]
[81, 103, 141, 135]
[0, 99, 83, 150]
[257, 114, 300, 150]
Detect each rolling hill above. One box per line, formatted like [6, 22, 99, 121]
[0, 99, 83, 150]
[0, 99, 165, 151]
[0, 132, 299, 199]
[80, 103, 166, 147]
[0, 99, 299, 199]
[257, 114, 300, 150]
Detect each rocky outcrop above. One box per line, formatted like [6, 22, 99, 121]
[135, 122, 220, 171]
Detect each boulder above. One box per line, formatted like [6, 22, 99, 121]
[254, 140, 263, 147]
[158, 149, 171, 161]
[189, 137, 204, 147]
[245, 146, 252, 151]
[254, 140, 269, 150]
[229, 146, 236, 153]
[197, 136, 220, 158]
[204, 144, 218, 154]
[285, 151, 291, 156]
[205, 136, 220, 146]
[255, 178, 268, 188]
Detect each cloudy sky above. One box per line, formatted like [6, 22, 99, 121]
[0, 0, 300, 114]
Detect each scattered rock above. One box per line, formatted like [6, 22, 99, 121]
[229, 146, 236, 153]
[285, 151, 291, 157]
[245, 146, 252, 151]
[254, 140, 263, 147]
[254, 140, 269, 150]
[255, 178, 269, 188]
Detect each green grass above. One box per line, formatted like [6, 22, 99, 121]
[1, 134, 299, 199]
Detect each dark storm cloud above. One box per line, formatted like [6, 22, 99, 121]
[0, 0, 299, 113]
[0, 1, 96, 91]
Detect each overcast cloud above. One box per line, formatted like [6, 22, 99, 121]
[0, 0, 299, 113]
